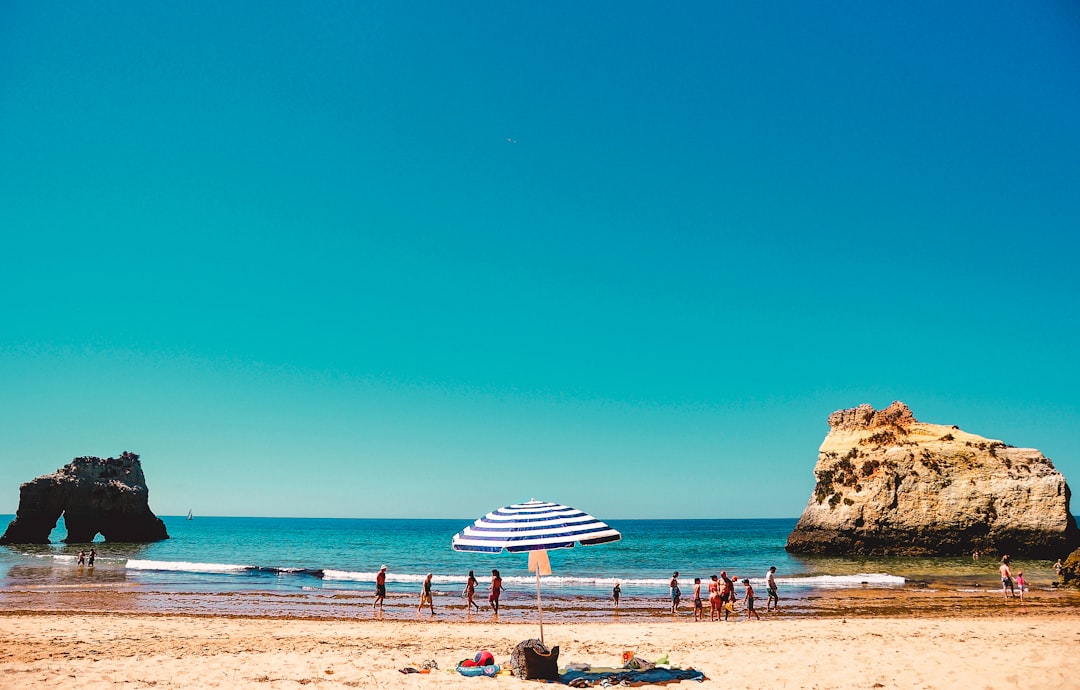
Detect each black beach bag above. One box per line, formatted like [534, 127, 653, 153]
[511, 638, 560, 680]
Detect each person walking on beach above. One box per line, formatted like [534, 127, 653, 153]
[669, 572, 681, 614]
[743, 579, 761, 620]
[489, 569, 503, 614]
[708, 575, 722, 621]
[1054, 559, 1063, 577]
[1000, 558, 1015, 599]
[612, 581, 621, 611]
[1015, 571, 1026, 602]
[418, 573, 435, 615]
[692, 578, 703, 621]
[766, 566, 779, 612]
[87, 549, 96, 567]
[463, 570, 480, 612]
[373, 564, 388, 611]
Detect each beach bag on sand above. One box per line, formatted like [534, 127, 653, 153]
[511, 639, 560, 680]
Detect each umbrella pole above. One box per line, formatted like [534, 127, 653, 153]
[535, 567, 544, 644]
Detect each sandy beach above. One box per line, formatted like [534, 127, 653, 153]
[4, 596, 1079, 690]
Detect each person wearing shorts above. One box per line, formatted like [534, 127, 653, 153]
[743, 579, 761, 620]
[766, 566, 779, 612]
[373, 564, 388, 610]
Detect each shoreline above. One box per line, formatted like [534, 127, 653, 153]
[4, 610, 1079, 689]
[3, 582, 1078, 622]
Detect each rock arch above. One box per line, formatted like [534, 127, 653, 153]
[0, 452, 169, 544]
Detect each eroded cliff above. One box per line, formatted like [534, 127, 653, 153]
[785, 402, 1077, 558]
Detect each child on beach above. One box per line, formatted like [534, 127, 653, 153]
[1015, 571, 1026, 602]
[743, 579, 761, 620]
[612, 581, 621, 611]
[692, 578, 703, 621]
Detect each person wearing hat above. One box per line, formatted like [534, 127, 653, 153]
[373, 565, 388, 611]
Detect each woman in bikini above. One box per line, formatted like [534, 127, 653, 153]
[464, 570, 480, 612]
[489, 569, 504, 614]
[708, 574, 722, 621]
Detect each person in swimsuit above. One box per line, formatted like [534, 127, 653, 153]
[766, 566, 779, 612]
[418, 573, 435, 615]
[373, 564, 388, 610]
[612, 581, 621, 611]
[489, 569, 503, 614]
[708, 574, 722, 621]
[669, 571, 681, 614]
[87, 549, 96, 567]
[464, 570, 480, 612]
[692, 578, 703, 621]
[1015, 570, 1026, 603]
[743, 579, 761, 620]
[77, 551, 86, 566]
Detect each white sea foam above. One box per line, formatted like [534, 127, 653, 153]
[126, 559, 253, 574]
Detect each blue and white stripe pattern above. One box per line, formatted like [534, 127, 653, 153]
[452, 499, 621, 553]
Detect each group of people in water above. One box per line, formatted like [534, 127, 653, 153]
[76, 549, 96, 567]
[372, 566, 504, 616]
[370, 564, 780, 619]
[662, 566, 779, 621]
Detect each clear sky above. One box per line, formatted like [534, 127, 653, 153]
[2, 2, 1078, 520]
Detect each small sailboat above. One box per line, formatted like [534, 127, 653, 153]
[186, 509, 193, 520]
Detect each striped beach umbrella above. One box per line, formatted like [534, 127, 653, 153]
[452, 499, 621, 642]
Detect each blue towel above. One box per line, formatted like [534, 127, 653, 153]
[560, 667, 706, 685]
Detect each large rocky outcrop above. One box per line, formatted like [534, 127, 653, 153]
[785, 402, 1078, 558]
[0, 452, 169, 544]
[1061, 548, 1080, 587]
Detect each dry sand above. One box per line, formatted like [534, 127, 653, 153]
[3, 608, 1079, 690]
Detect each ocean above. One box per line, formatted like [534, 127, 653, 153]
[0, 515, 1063, 621]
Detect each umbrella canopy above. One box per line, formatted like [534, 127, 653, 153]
[452, 499, 621, 553]
[452, 499, 620, 643]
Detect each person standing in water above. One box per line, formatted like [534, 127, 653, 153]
[418, 573, 435, 615]
[463, 570, 480, 612]
[373, 564, 388, 611]
[669, 571, 681, 614]
[1000, 557, 1015, 599]
[612, 581, 621, 611]
[766, 566, 779, 612]
[87, 549, 96, 567]
[489, 569, 504, 614]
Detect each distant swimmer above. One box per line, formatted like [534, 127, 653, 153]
[506, 138, 517, 144]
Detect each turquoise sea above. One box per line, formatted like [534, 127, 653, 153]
[0, 516, 1068, 621]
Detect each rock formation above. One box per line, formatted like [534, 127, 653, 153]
[785, 402, 1078, 558]
[1061, 547, 1080, 587]
[0, 452, 169, 544]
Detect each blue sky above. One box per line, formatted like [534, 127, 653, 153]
[2, 2, 1078, 520]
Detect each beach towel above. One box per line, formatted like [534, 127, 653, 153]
[560, 667, 706, 686]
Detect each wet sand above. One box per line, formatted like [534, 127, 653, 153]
[2, 587, 1079, 689]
